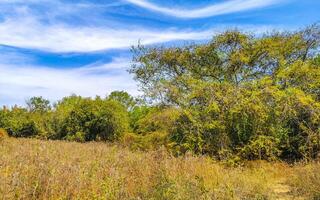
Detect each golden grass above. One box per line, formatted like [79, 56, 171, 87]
[288, 162, 320, 199]
[0, 138, 314, 200]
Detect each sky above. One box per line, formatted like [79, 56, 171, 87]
[0, 0, 319, 106]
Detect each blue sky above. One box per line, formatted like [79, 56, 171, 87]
[0, 0, 319, 106]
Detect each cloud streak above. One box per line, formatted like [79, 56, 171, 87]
[126, 0, 281, 18]
[0, 16, 275, 53]
[0, 17, 215, 53]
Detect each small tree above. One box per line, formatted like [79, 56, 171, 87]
[26, 96, 51, 113]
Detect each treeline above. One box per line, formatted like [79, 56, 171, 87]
[1, 24, 320, 162]
[0, 94, 130, 142]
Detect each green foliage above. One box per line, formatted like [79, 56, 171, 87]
[0, 106, 39, 138]
[123, 107, 181, 151]
[122, 131, 169, 151]
[135, 107, 181, 134]
[239, 136, 281, 161]
[169, 110, 205, 155]
[129, 105, 152, 132]
[313, 54, 320, 66]
[53, 96, 130, 142]
[65, 131, 86, 143]
[0, 95, 129, 142]
[107, 91, 137, 111]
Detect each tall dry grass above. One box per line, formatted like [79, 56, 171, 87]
[288, 163, 320, 199]
[0, 138, 313, 200]
[0, 128, 8, 140]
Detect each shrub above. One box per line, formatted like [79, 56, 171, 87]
[65, 131, 86, 143]
[122, 131, 169, 151]
[55, 97, 130, 142]
[95, 100, 130, 141]
[135, 107, 181, 134]
[0, 107, 40, 138]
[239, 136, 281, 161]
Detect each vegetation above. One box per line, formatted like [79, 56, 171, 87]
[0, 24, 320, 163]
[1, 24, 320, 200]
[1, 138, 318, 200]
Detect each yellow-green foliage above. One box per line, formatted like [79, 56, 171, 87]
[122, 131, 169, 151]
[130, 25, 320, 161]
[0, 128, 8, 140]
[0, 138, 305, 200]
[136, 107, 181, 134]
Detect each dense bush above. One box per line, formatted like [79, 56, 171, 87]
[53, 96, 129, 141]
[0, 107, 39, 138]
[122, 131, 169, 151]
[134, 107, 181, 134]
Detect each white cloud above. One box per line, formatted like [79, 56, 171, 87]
[0, 17, 216, 53]
[126, 0, 281, 18]
[0, 58, 139, 106]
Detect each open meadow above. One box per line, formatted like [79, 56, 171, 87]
[1, 137, 319, 200]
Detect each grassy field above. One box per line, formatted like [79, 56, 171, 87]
[0, 138, 319, 200]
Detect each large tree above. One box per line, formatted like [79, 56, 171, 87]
[130, 24, 320, 160]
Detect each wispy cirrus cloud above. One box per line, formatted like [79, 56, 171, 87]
[0, 15, 278, 53]
[0, 16, 216, 53]
[125, 0, 282, 19]
[0, 0, 284, 53]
